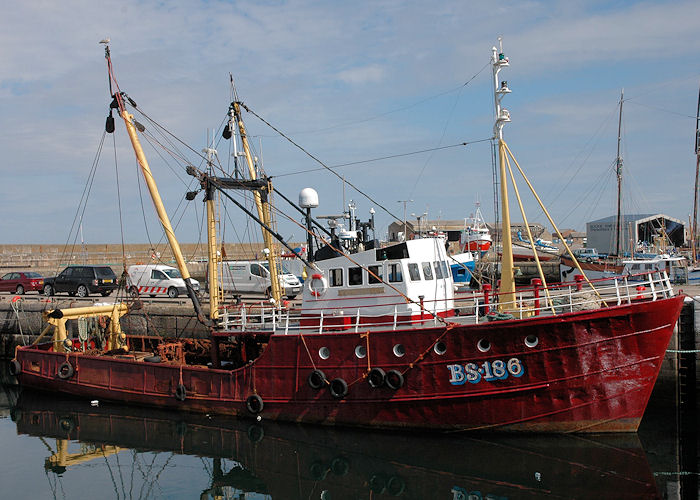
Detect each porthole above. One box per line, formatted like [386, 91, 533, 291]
[319, 346, 330, 360]
[393, 344, 406, 358]
[355, 345, 367, 358]
[477, 338, 491, 353]
[433, 341, 447, 355]
[525, 335, 539, 348]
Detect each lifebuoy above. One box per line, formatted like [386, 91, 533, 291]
[385, 370, 404, 390]
[57, 361, 74, 379]
[308, 273, 328, 297]
[307, 369, 327, 390]
[175, 383, 187, 401]
[367, 367, 386, 388]
[8, 359, 21, 376]
[329, 378, 348, 399]
[246, 394, 264, 414]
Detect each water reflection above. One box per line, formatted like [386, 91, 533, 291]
[4, 388, 663, 499]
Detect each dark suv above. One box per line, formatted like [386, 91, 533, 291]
[43, 265, 118, 297]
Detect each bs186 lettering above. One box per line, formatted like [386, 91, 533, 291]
[447, 358, 525, 385]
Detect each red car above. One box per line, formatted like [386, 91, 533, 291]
[0, 271, 44, 294]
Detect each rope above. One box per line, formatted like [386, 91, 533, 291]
[239, 102, 403, 223]
[667, 349, 700, 354]
[298, 332, 317, 371]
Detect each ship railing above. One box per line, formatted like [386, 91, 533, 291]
[465, 270, 674, 320]
[215, 271, 674, 332]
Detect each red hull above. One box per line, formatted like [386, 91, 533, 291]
[466, 240, 491, 252]
[15, 295, 682, 432]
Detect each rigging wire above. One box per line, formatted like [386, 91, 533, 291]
[625, 99, 696, 119]
[407, 76, 479, 199]
[272, 141, 487, 178]
[111, 131, 127, 272]
[249, 60, 491, 138]
[56, 131, 106, 280]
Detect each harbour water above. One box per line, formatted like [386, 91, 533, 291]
[1, 363, 697, 499]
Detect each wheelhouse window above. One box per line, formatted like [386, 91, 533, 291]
[348, 267, 363, 286]
[368, 265, 383, 284]
[433, 261, 444, 279]
[388, 263, 403, 282]
[440, 261, 449, 278]
[329, 268, 343, 287]
[422, 262, 434, 280]
[408, 263, 421, 281]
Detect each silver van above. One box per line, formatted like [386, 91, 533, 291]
[218, 260, 301, 299]
[127, 264, 200, 298]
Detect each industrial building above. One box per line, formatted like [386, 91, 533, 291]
[586, 214, 685, 255]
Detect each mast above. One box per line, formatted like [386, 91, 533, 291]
[231, 100, 283, 303]
[492, 38, 515, 308]
[615, 89, 624, 258]
[203, 142, 220, 321]
[103, 45, 207, 324]
[692, 82, 700, 263]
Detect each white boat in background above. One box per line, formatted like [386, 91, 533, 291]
[461, 203, 492, 254]
[560, 253, 687, 283]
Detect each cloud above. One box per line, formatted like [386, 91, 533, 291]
[337, 64, 386, 85]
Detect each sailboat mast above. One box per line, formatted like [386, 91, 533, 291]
[692, 82, 700, 263]
[615, 89, 624, 257]
[492, 38, 515, 307]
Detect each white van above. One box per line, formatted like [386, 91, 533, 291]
[218, 260, 302, 299]
[127, 264, 200, 298]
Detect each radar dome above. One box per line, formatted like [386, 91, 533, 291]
[299, 188, 319, 208]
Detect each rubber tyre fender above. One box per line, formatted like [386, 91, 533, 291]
[367, 367, 386, 388]
[385, 370, 404, 390]
[329, 378, 348, 399]
[246, 394, 264, 414]
[8, 359, 21, 376]
[247, 424, 265, 443]
[57, 361, 74, 380]
[307, 369, 327, 390]
[387, 475, 406, 496]
[175, 383, 187, 402]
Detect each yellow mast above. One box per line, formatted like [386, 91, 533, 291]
[232, 101, 283, 303]
[492, 39, 516, 311]
[104, 45, 206, 323]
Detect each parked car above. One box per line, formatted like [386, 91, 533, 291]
[127, 264, 200, 298]
[0, 271, 44, 294]
[573, 248, 600, 262]
[43, 265, 118, 297]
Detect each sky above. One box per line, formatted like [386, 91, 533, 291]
[1, 0, 699, 247]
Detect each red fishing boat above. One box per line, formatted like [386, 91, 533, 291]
[10, 40, 683, 433]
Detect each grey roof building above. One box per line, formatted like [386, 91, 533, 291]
[586, 214, 685, 255]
